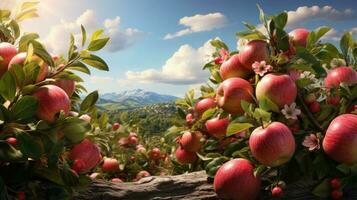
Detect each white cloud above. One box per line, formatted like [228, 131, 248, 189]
[164, 13, 227, 40]
[90, 76, 114, 84]
[44, 9, 143, 54]
[286, 5, 354, 28]
[125, 39, 216, 84]
[321, 28, 340, 41]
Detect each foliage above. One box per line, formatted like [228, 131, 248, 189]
[0, 2, 110, 199]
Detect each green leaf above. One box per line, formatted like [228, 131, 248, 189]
[91, 29, 104, 41]
[259, 98, 279, 112]
[81, 25, 87, 47]
[253, 108, 271, 122]
[60, 165, 79, 186]
[315, 27, 331, 41]
[296, 47, 326, 77]
[9, 20, 20, 39]
[0, 177, 8, 200]
[67, 61, 91, 75]
[257, 4, 267, 27]
[241, 100, 254, 114]
[82, 54, 109, 71]
[17, 133, 41, 160]
[99, 112, 108, 130]
[312, 179, 330, 198]
[68, 33, 76, 60]
[61, 118, 90, 143]
[80, 91, 98, 113]
[176, 107, 186, 119]
[226, 122, 253, 136]
[273, 12, 287, 29]
[87, 37, 109, 51]
[275, 28, 290, 51]
[21, 2, 39, 11]
[210, 39, 228, 50]
[254, 165, 267, 177]
[336, 164, 350, 175]
[0, 72, 16, 101]
[18, 33, 39, 52]
[0, 10, 11, 20]
[201, 108, 217, 121]
[10, 96, 38, 122]
[30, 40, 55, 67]
[236, 30, 267, 40]
[16, 8, 39, 21]
[340, 32, 354, 58]
[0, 141, 23, 161]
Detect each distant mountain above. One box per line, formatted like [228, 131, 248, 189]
[98, 89, 178, 111]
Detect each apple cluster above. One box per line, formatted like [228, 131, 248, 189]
[175, 6, 357, 200]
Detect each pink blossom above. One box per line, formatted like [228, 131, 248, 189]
[214, 49, 229, 64]
[252, 61, 273, 76]
[302, 134, 321, 151]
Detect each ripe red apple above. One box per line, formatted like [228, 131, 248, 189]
[0, 42, 17, 77]
[54, 79, 76, 97]
[216, 77, 254, 115]
[16, 192, 26, 200]
[71, 159, 86, 173]
[175, 146, 197, 164]
[186, 113, 193, 125]
[6, 137, 17, 148]
[8, 52, 49, 83]
[128, 136, 138, 145]
[79, 114, 91, 123]
[256, 74, 297, 108]
[327, 96, 340, 105]
[272, 186, 283, 197]
[220, 54, 251, 80]
[179, 131, 202, 152]
[331, 190, 343, 200]
[309, 101, 320, 113]
[32, 85, 71, 123]
[195, 98, 216, 116]
[330, 178, 341, 189]
[111, 178, 123, 183]
[129, 132, 138, 138]
[69, 139, 101, 173]
[249, 122, 296, 167]
[149, 148, 161, 160]
[112, 122, 120, 130]
[323, 114, 357, 164]
[102, 158, 119, 172]
[238, 40, 269, 70]
[324, 66, 357, 88]
[205, 117, 229, 139]
[289, 28, 309, 47]
[214, 158, 261, 200]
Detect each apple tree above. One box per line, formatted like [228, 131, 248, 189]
[172, 5, 357, 200]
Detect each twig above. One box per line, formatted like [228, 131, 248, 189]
[297, 93, 323, 131]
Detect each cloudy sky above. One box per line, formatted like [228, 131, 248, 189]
[1, 0, 357, 97]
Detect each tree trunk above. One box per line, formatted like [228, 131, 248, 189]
[73, 171, 217, 200]
[73, 171, 357, 200]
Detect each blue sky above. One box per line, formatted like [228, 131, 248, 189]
[2, 0, 357, 97]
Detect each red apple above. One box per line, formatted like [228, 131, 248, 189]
[102, 158, 119, 172]
[136, 144, 146, 153]
[195, 98, 216, 116]
[309, 101, 320, 113]
[179, 131, 202, 152]
[71, 159, 86, 173]
[272, 186, 283, 197]
[327, 96, 340, 105]
[249, 122, 296, 167]
[128, 132, 138, 138]
[330, 178, 341, 189]
[118, 137, 129, 146]
[205, 117, 229, 139]
[324, 66, 357, 88]
[186, 113, 193, 125]
[331, 190, 343, 200]
[175, 146, 197, 164]
[149, 148, 161, 160]
[16, 192, 25, 200]
[289, 28, 309, 47]
[128, 136, 138, 145]
[216, 78, 254, 115]
[0, 42, 17, 77]
[69, 139, 101, 173]
[304, 93, 316, 104]
[238, 40, 269, 70]
[79, 114, 91, 123]
[6, 137, 17, 148]
[54, 79, 76, 97]
[214, 158, 261, 200]
[111, 178, 123, 183]
[32, 85, 71, 123]
[220, 54, 251, 80]
[8, 52, 49, 83]
[256, 74, 297, 108]
[323, 114, 357, 164]
[112, 122, 120, 130]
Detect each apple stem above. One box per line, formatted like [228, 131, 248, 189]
[297, 93, 323, 131]
[260, 118, 265, 129]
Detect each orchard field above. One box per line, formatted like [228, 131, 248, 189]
[1, 1, 357, 200]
